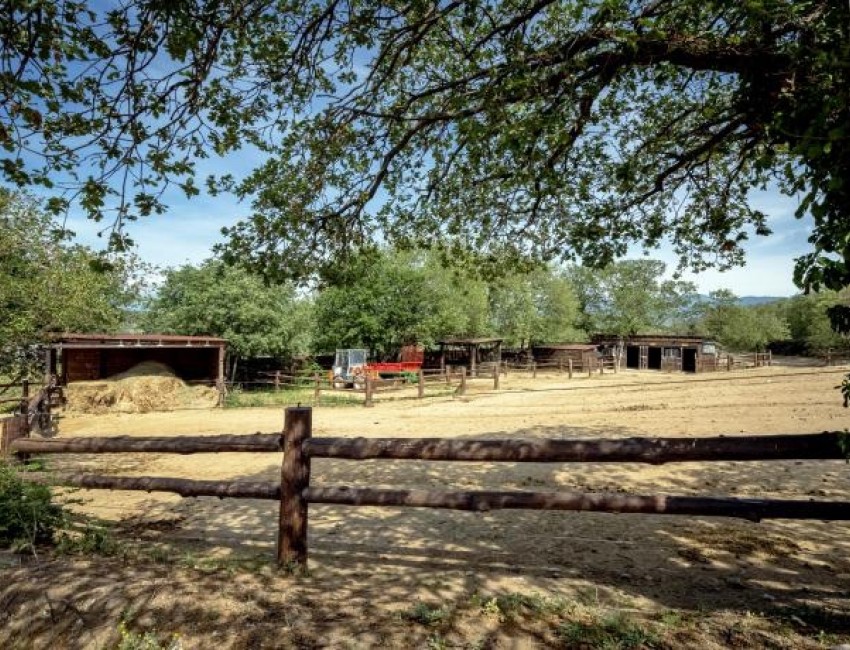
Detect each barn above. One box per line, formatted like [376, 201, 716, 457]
[46, 333, 227, 390]
[437, 338, 503, 376]
[592, 334, 718, 373]
[532, 344, 600, 371]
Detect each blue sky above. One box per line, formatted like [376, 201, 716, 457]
[64, 172, 811, 297]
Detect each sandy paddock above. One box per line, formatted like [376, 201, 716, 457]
[2, 365, 850, 648]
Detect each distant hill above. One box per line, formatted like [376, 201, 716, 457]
[737, 296, 785, 307]
[693, 295, 786, 307]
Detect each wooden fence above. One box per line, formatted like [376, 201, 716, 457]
[228, 367, 482, 406]
[11, 407, 850, 569]
[0, 379, 30, 410]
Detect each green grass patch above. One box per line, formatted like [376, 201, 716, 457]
[401, 602, 454, 626]
[557, 612, 659, 649]
[223, 387, 363, 408]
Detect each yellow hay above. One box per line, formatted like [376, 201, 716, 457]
[65, 362, 219, 414]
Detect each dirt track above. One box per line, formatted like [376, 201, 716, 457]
[3, 366, 850, 648]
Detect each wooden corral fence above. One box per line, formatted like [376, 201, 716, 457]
[226, 367, 475, 407]
[503, 357, 615, 378]
[725, 351, 772, 370]
[0, 379, 30, 411]
[11, 407, 850, 569]
[1, 413, 29, 457]
[822, 349, 850, 367]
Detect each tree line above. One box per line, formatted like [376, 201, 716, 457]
[2, 193, 846, 379]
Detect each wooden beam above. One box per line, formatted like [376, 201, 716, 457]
[303, 487, 850, 522]
[22, 473, 279, 499]
[303, 432, 847, 464]
[11, 433, 283, 455]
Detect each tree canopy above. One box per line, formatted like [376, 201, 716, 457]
[311, 249, 491, 357]
[1, 1, 848, 303]
[568, 259, 697, 336]
[0, 191, 140, 376]
[142, 260, 311, 373]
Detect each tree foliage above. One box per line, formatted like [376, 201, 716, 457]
[0, 191, 138, 376]
[142, 260, 311, 369]
[568, 259, 697, 336]
[488, 268, 585, 347]
[1, 1, 848, 308]
[311, 249, 490, 357]
[697, 289, 789, 352]
[780, 290, 850, 353]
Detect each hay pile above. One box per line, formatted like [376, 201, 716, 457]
[65, 361, 219, 414]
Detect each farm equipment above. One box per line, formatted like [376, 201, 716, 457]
[332, 346, 425, 388]
[332, 349, 369, 388]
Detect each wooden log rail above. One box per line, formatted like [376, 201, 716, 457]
[11, 407, 850, 570]
[302, 432, 846, 464]
[11, 433, 283, 455]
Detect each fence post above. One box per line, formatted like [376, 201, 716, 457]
[568, 359, 573, 379]
[417, 369, 425, 399]
[278, 406, 311, 570]
[445, 364, 452, 385]
[274, 371, 280, 391]
[727, 355, 732, 371]
[313, 373, 321, 401]
[827, 349, 832, 366]
[493, 363, 500, 390]
[599, 361, 604, 375]
[456, 366, 467, 396]
[532, 362, 537, 379]
[364, 375, 374, 407]
[768, 350, 772, 367]
[559, 359, 563, 374]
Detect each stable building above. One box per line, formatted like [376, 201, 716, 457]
[437, 337, 503, 377]
[532, 344, 600, 371]
[47, 333, 227, 388]
[592, 334, 718, 373]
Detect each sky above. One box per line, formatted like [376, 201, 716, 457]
[63, 174, 812, 298]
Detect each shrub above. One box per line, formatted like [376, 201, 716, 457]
[0, 461, 65, 551]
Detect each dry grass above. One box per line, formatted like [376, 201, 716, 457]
[64, 362, 219, 414]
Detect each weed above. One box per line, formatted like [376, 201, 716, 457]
[557, 612, 658, 649]
[117, 621, 182, 650]
[0, 461, 65, 553]
[425, 634, 448, 650]
[471, 592, 571, 622]
[402, 602, 452, 626]
[56, 522, 122, 556]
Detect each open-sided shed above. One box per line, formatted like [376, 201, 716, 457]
[437, 337, 503, 376]
[48, 333, 227, 389]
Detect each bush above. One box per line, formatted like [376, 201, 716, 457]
[0, 461, 65, 551]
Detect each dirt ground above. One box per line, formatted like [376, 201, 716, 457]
[3, 365, 850, 649]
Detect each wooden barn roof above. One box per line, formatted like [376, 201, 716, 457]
[592, 333, 714, 346]
[533, 343, 597, 351]
[49, 333, 227, 349]
[438, 337, 503, 346]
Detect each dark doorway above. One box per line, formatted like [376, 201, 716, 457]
[647, 347, 662, 370]
[626, 346, 640, 369]
[683, 348, 697, 373]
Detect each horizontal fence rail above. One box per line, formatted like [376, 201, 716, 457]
[10, 407, 850, 570]
[11, 433, 283, 455]
[302, 433, 845, 463]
